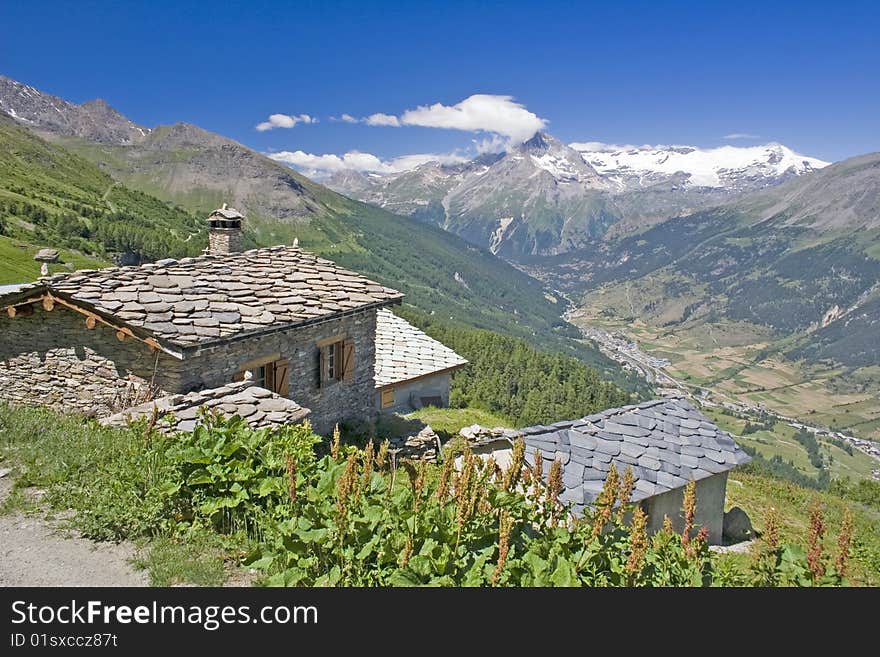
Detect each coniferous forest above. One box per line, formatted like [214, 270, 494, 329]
[400, 309, 634, 427]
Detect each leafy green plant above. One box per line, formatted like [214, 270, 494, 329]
[0, 403, 866, 586]
[164, 410, 320, 537]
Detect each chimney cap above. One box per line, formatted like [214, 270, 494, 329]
[210, 204, 244, 220]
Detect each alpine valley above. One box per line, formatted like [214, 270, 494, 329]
[2, 73, 879, 443]
[0, 74, 638, 388]
[325, 125, 880, 443]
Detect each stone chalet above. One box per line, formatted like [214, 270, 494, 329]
[0, 206, 466, 434]
[469, 397, 751, 544]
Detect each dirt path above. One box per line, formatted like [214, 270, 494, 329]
[0, 477, 148, 587]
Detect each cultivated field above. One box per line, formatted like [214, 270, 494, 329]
[572, 301, 880, 446]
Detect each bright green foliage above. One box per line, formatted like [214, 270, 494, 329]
[0, 404, 863, 586]
[247, 449, 714, 587]
[164, 411, 320, 537]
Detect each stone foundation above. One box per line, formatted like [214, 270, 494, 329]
[0, 304, 169, 417]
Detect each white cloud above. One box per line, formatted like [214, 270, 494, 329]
[399, 94, 546, 143]
[723, 133, 761, 140]
[268, 149, 467, 178]
[472, 134, 509, 154]
[255, 113, 315, 131]
[364, 112, 401, 127]
[334, 94, 546, 145]
[388, 152, 467, 170]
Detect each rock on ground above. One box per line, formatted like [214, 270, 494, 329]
[722, 506, 754, 544]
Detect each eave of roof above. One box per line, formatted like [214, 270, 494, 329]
[1, 285, 185, 359]
[375, 362, 467, 390]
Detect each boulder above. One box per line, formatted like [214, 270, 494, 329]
[723, 506, 753, 543]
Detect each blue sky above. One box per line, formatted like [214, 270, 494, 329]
[1, 0, 878, 169]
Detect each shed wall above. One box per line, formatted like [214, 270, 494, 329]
[375, 372, 452, 412]
[642, 472, 728, 545]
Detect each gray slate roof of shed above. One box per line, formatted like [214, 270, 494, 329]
[521, 397, 751, 515]
[374, 309, 468, 388]
[100, 381, 310, 434]
[0, 246, 402, 351]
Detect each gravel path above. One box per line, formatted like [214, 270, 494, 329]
[0, 477, 149, 587]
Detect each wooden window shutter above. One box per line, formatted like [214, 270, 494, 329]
[273, 358, 289, 396]
[381, 388, 394, 409]
[264, 364, 275, 392]
[317, 347, 325, 389]
[342, 339, 355, 382]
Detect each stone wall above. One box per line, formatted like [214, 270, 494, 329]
[642, 472, 728, 545]
[0, 303, 379, 434]
[207, 228, 243, 255]
[175, 310, 379, 435]
[0, 304, 173, 417]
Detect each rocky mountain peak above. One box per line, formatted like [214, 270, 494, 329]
[519, 131, 553, 153]
[0, 74, 148, 145]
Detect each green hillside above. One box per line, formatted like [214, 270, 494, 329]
[0, 235, 108, 284]
[0, 114, 205, 264]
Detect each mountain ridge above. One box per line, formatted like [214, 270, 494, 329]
[325, 131, 830, 256]
[0, 75, 149, 145]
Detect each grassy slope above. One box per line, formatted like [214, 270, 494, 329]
[0, 115, 205, 263]
[0, 235, 108, 284]
[724, 471, 879, 586]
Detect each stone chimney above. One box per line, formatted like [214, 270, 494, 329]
[206, 203, 244, 255]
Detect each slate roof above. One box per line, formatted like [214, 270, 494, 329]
[374, 309, 468, 388]
[0, 246, 402, 352]
[520, 397, 751, 515]
[100, 381, 310, 434]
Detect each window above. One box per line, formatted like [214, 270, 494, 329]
[380, 388, 395, 409]
[234, 354, 289, 396]
[317, 335, 355, 388]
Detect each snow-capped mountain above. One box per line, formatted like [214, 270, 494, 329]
[573, 142, 828, 192]
[322, 133, 832, 257]
[328, 133, 616, 256]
